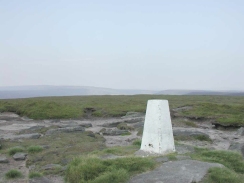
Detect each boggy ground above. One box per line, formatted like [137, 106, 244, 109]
[0, 111, 243, 183]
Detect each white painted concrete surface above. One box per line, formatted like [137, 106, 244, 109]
[140, 100, 175, 154]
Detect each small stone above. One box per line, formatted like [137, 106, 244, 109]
[175, 144, 195, 155]
[173, 129, 210, 138]
[41, 145, 50, 149]
[176, 155, 191, 160]
[13, 153, 27, 161]
[0, 155, 9, 163]
[154, 157, 169, 163]
[80, 123, 92, 128]
[11, 133, 41, 140]
[228, 142, 244, 158]
[86, 131, 96, 138]
[41, 164, 61, 170]
[29, 165, 36, 171]
[29, 177, 53, 183]
[237, 127, 244, 136]
[46, 126, 85, 135]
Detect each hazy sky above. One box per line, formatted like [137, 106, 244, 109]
[0, 0, 243, 90]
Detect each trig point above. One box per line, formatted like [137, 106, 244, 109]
[140, 100, 175, 154]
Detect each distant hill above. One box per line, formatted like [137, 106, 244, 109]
[156, 90, 244, 96]
[0, 86, 156, 99]
[0, 86, 243, 99]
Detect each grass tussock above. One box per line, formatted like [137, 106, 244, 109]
[65, 156, 156, 183]
[29, 172, 43, 178]
[27, 146, 43, 153]
[5, 169, 22, 179]
[132, 139, 141, 146]
[8, 147, 25, 155]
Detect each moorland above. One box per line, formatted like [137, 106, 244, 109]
[0, 95, 243, 183]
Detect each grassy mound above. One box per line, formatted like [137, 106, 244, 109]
[65, 156, 156, 183]
[5, 169, 22, 179]
[192, 148, 244, 173]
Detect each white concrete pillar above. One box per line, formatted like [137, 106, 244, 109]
[140, 100, 175, 154]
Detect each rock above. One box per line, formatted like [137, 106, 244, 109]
[13, 153, 27, 160]
[46, 126, 85, 135]
[86, 131, 96, 138]
[173, 129, 210, 138]
[0, 112, 20, 120]
[80, 123, 92, 128]
[121, 112, 145, 118]
[154, 157, 169, 163]
[29, 177, 53, 183]
[29, 165, 36, 171]
[58, 123, 92, 128]
[18, 133, 41, 139]
[61, 158, 70, 165]
[0, 155, 9, 163]
[133, 122, 144, 128]
[102, 122, 121, 127]
[228, 142, 244, 157]
[175, 155, 191, 160]
[101, 129, 129, 136]
[129, 160, 224, 183]
[21, 116, 33, 121]
[212, 122, 241, 129]
[7, 133, 41, 140]
[41, 164, 61, 170]
[50, 119, 60, 123]
[26, 126, 44, 131]
[175, 144, 195, 154]
[237, 127, 244, 136]
[41, 145, 50, 149]
[123, 117, 145, 123]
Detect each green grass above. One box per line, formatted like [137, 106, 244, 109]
[174, 135, 212, 142]
[0, 131, 106, 175]
[132, 139, 141, 146]
[8, 147, 25, 155]
[201, 167, 244, 183]
[91, 145, 139, 157]
[166, 153, 177, 160]
[27, 146, 43, 153]
[0, 95, 244, 126]
[181, 103, 244, 126]
[190, 148, 244, 183]
[184, 121, 197, 127]
[65, 156, 156, 183]
[191, 148, 244, 173]
[5, 169, 23, 179]
[29, 172, 43, 178]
